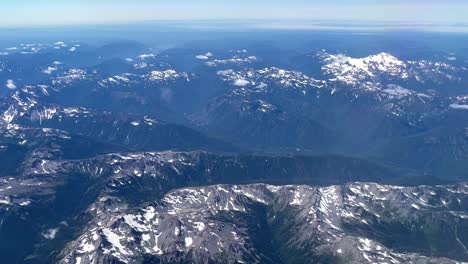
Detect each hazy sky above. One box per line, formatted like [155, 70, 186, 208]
[2, 0, 468, 27]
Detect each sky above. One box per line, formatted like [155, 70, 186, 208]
[2, 0, 468, 27]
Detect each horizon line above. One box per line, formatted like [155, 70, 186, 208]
[1, 19, 468, 33]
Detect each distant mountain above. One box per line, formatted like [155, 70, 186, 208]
[2, 45, 468, 178]
[188, 52, 468, 178]
[0, 77, 232, 153]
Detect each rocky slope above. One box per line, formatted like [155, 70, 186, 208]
[59, 182, 468, 264]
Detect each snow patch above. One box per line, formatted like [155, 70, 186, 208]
[102, 228, 131, 255]
[185, 237, 193, 247]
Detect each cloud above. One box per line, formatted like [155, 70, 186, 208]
[5, 47, 17, 51]
[450, 103, 468, 110]
[125, 58, 134, 62]
[138, 54, 155, 60]
[53, 61, 62, 65]
[233, 79, 250, 87]
[42, 228, 59, 240]
[382, 84, 411, 98]
[2, 1, 468, 28]
[43, 66, 58, 74]
[69, 47, 76, 52]
[6, 79, 16, 89]
[196, 52, 213, 60]
[0, 52, 8, 56]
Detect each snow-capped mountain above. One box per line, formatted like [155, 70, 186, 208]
[0, 146, 461, 263]
[60, 182, 468, 264]
[319, 51, 465, 88]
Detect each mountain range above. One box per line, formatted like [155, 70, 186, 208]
[0, 33, 467, 263]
